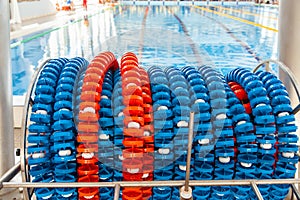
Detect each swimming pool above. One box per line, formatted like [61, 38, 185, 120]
[10, 1, 278, 96]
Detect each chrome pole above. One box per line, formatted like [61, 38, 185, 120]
[3, 179, 300, 188]
[0, 0, 15, 177]
[180, 112, 194, 200]
[0, 162, 20, 185]
[250, 182, 263, 200]
[291, 184, 300, 200]
[184, 112, 194, 192]
[113, 184, 120, 200]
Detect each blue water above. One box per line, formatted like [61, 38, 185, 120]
[10, 2, 278, 96]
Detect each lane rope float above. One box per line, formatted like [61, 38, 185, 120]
[226, 68, 277, 199]
[148, 66, 175, 200]
[77, 52, 118, 200]
[181, 66, 212, 200]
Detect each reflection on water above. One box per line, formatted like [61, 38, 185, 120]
[10, 4, 278, 95]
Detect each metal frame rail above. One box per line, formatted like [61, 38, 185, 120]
[253, 59, 300, 115]
[0, 59, 300, 200]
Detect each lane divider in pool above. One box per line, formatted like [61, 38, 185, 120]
[167, 8, 203, 65]
[198, 65, 235, 199]
[210, 5, 278, 21]
[98, 69, 115, 199]
[53, 57, 88, 199]
[256, 71, 298, 199]
[25, 51, 298, 200]
[193, 7, 262, 63]
[226, 80, 257, 199]
[148, 66, 175, 199]
[28, 57, 88, 199]
[120, 52, 155, 200]
[140, 67, 155, 199]
[138, 6, 150, 61]
[193, 5, 278, 32]
[77, 52, 118, 200]
[181, 66, 213, 199]
[165, 66, 193, 200]
[28, 58, 67, 200]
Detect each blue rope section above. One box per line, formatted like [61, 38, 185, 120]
[148, 66, 174, 199]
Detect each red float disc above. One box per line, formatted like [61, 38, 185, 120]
[123, 158, 143, 171]
[80, 91, 101, 102]
[122, 77, 142, 87]
[81, 82, 102, 93]
[122, 85, 143, 96]
[244, 102, 252, 114]
[83, 73, 101, 83]
[122, 188, 143, 200]
[77, 123, 99, 133]
[123, 148, 144, 158]
[142, 93, 152, 104]
[123, 106, 144, 117]
[77, 164, 99, 176]
[121, 64, 139, 74]
[143, 135, 154, 144]
[79, 102, 100, 112]
[78, 112, 99, 122]
[123, 95, 144, 107]
[122, 70, 141, 79]
[124, 116, 145, 127]
[143, 104, 153, 113]
[123, 128, 145, 137]
[123, 137, 144, 148]
[77, 156, 98, 165]
[141, 86, 151, 95]
[234, 89, 248, 102]
[143, 114, 153, 124]
[85, 66, 105, 77]
[77, 133, 98, 143]
[77, 143, 98, 154]
[230, 83, 243, 91]
[143, 143, 154, 153]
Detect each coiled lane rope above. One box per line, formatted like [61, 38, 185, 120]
[26, 52, 298, 200]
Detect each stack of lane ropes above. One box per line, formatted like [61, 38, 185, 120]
[26, 51, 298, 200]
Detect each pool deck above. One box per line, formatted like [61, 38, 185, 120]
[11, 2, 104, 150]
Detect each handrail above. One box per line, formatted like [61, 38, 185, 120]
[0, 162, 21, 189]
[253, 59, 300, 115]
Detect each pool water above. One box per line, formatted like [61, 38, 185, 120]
[10, 2, 278, 96]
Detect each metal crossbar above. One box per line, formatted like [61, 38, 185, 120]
[2, 177, 300, 199]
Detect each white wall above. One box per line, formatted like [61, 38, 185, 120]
[18, 0, 56, 21]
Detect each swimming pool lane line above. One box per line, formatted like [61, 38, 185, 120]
[192, 7, 262, 63]
[138, 6, 149, 60]
[10, 7, 115, 49]
[166, 7, 203, 66]
[193, 5, 278, 32]
[209, 5, 278, 21]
